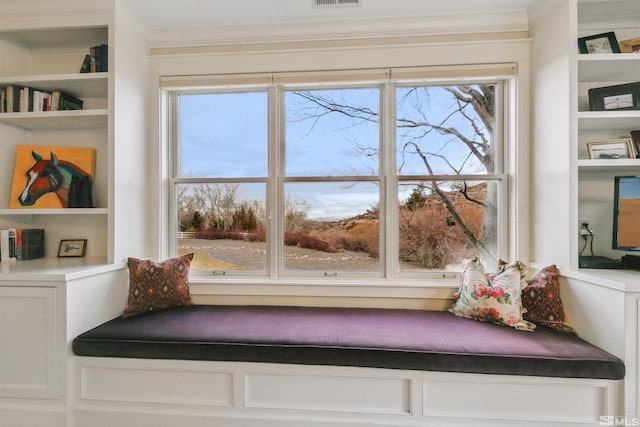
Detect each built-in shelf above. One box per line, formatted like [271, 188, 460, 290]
[577, 158, 640, 170]
[577, 53, 640, 82]
[577, 111, 640, 131]
[0, 73, 108, 98]
[0, 208, 108, 215]
[0, 109, 108, 130]
[0, 256, 123, 281]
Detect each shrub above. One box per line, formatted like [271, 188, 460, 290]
[284, 232, 338, 253]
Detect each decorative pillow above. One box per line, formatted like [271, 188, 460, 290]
[123, 253, 194, 318]
[449, 258, 535, 331]
[521, 264, 575, 333]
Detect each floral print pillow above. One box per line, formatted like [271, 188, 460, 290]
[449, 258, 536, 331]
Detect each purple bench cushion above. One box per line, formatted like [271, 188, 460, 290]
[72, 305, 624, 380]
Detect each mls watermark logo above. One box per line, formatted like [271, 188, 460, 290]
[600, 416, 640, 426]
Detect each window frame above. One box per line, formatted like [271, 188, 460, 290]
[165, 67, 513, 284]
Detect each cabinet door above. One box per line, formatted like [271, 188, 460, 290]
[0, 286, 57, 399]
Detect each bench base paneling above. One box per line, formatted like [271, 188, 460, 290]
[71, 357, 621, 427]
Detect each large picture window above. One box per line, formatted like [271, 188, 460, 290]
[168, 69, 509, 281]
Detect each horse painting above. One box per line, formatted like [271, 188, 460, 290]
[17, 150, 93, 208]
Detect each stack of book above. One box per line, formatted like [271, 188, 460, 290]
[0, 86, 83, 113]
[80, 44, 108, 73]
[0, 229, 45, 262]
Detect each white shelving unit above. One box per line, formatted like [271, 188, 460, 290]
[573, 3, 640, 415]
[0, 6, 149, 426]
[0, 25, 111, 262]
[575, 1, 640, 262]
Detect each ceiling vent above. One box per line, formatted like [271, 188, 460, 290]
[313, 0, 360, 8]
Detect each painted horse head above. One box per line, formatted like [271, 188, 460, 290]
[18, 151, 92, 207]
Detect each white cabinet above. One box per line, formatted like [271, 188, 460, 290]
[0, 261, 128, 427]
[0, 286, 57, 399]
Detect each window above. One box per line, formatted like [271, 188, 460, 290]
[168, 68, 510, 281]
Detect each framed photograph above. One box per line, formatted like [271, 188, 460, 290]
[620, 37, 640, 53]
[58, 239, 87, 257]
[578, 32, 621, 54]
[587, 138, 635, 160]
[631, 130, 640, 159]
[588, 82, 640, 111]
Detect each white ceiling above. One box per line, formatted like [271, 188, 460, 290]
[123, 0, 537, 46]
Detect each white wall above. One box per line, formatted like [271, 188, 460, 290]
[110, 2, 151, 262]
[528, 0, 573, 270]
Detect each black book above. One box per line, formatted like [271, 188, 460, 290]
[99, 44, 108, 72]
[53, 91, 84, 110]
[80, 54, 92, 73]
[94, 45, 102, 73]
[21, 229, 45, 260]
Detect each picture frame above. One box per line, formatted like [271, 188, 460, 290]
[587, 138, 635, 160]
[9, 145, 96, 209]
[588, 82, 640, 111]
[631, 130, 640, 159]
[578, 31, 621, 54]
[58, 239, 87, 257]
[619, 37, 640, 53]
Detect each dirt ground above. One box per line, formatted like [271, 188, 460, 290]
[179, 238, 382, 271]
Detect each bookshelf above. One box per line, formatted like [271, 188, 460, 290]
[0, 25, 110, 262]
[575, 1, 640, 262]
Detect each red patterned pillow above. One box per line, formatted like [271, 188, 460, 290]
[123, 253, 194, 318]
[521, 264, 575, 333]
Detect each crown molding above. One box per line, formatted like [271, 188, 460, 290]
[146, 10, 529, 48]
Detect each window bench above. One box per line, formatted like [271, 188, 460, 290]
[71, 305, 624, 427]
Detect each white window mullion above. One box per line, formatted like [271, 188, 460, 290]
[167, 92, 181, 260]
[269, 86, 282, 278]
[382, 82, 397, 278]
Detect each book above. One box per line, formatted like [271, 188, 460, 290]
[60, 94, 84, 110]
[0, 229, 9, 262]
[8, 229, 16, 259]
[80, 54, 92, 73]
[15, 229, 22, 260]
[90, 46, 97, 73]
[5, 85, 21, 113]
[84, 44, 108, 73]
[51, 91, 83, 111]
[100, 44, 108, 72]
[20, 229, 45, 260]
[20, 86, 34, 112]
[631, 130, 640, 159]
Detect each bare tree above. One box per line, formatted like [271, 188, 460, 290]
[291, 84, 497, 265]
[284, 194, 310, 233]
[178, 183, 241, 230]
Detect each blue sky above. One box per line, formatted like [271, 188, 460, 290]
[619, 177, 640, 200]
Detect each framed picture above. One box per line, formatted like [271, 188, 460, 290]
[58, 239, 87, 257]
[620, 37, 640, 53]
[9, 145, 96, 209]
[631, 130, 640, 159]
[578, 32, 621, 54]
[587, 138, 635, 160]
[588, 82, 640, 111]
